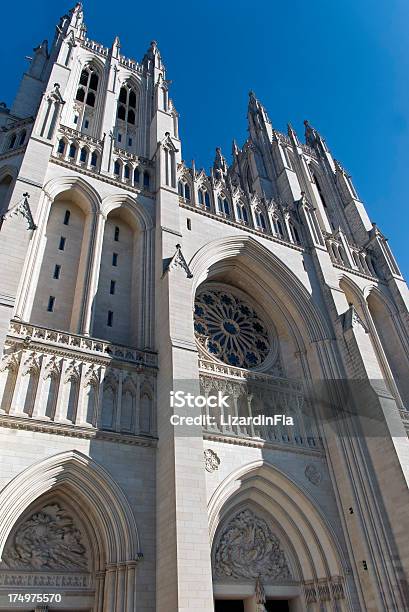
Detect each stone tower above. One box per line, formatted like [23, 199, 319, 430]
[0, 3, 408, 611]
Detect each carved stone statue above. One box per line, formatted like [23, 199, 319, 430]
[214, 508, 291, 580]
[2, 503, 88, 571]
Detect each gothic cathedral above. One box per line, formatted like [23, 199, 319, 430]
[0, 4, 408, 611]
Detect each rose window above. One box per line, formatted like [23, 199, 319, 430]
[194, 286, 270, 369]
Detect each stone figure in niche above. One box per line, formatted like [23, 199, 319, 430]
[2, 503, 88, 571]
[214, 508, 291, 580]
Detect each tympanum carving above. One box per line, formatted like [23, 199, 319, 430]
[2, 503, 88, 571]
[213, 508, 291, 580]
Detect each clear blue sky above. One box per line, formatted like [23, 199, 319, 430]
[1, 1, 408, 278]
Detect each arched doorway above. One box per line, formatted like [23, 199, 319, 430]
[0, 492, 95, 610]
[0, 450, 140, 611]
[209, 462, 352, 612]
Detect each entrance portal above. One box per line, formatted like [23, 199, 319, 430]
[215, 600, 244, 612]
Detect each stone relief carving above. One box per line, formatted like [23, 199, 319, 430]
[204, 449, 220, 472]
[305, 463, 322, 486]
[2, 503, 88, 571]
[214, 509, 291, 580]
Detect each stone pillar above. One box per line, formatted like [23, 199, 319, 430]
[155, 252, 214, 611]
[80, 211, 106, 336]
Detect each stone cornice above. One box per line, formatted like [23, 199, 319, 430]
[0, 414, 158, 447]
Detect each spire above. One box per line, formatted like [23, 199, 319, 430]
[287, 123, 299, 146]
[304, 119, 318, 148]
[248, 91, 271, 124]
[232, 139, 239, 157]
[213, 147, 228, 180]
[111, 36, 121, 59]
[143, 40, 164, 73]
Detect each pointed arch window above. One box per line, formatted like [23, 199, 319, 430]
[117, 85, 138, 125]
[80, 147, 87, 163]
[313, 173, 328, 209]
[236, 202, 249, 224]
[18, 130, 26, 146]
[218, 196, 230, 217]
[178, 180, 191, 201]
[198, 187, 210, 209]
[255, 209, 266, 231]
[76, 66, 99, 108]
[272, 216, 283, 238]
[57, 139, 66, 155]
[289, 220, 301, 244]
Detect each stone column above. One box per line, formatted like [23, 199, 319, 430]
[155, 254, 214, 611]
[80, 211, 106, 336]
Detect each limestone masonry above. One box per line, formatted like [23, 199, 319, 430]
[0, 3, 408, 611]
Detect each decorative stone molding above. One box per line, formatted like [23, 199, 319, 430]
[342, 304, 368, 333]
[2, 503, 88, 570]
[2, 193, 37, 230]
[164, 244, 193, 278]
[0, 571, 90, 588]
[214, 508, 291, 580]
[305, 463, 322, 486]
[204, 449, 220, 472]
[303, 577, 345, 604]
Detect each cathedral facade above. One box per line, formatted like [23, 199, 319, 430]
[0, 3, 408, 611]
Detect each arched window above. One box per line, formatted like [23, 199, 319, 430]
[204, 191, 210, 209]
[218, 196, 230, 216]
[143, 172, 150, 189]
[289, 221, 301, 244]
[114, 160, 121, 176]
[314, 173, 328, 209]
[91, 151, 98, 167]
[80, 147, 87, 163]
[74, 66, 99, 132]
[76, 67, 99, 105]
[117, 85, 138, 125]
[236, 202, 249, 224]
[69, 143, 77, 159]
[57, 139, 66, 155]
[134, 167, 140, 184]
[271, 216, 282, 237]
[18, 130, 26, 146]
[255, 209, 266, 230]
[124, 165, 130, 179]
[8, 134, 16, 149]
[178, 181, 190, 200]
